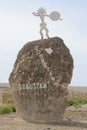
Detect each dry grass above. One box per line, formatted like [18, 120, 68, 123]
[68, 87, 87, 100]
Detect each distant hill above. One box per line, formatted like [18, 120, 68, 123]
[0, 83, 9, 87]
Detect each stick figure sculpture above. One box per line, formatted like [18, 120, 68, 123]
[33, 7, 62, 39]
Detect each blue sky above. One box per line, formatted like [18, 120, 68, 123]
[0, 0, 87, 86]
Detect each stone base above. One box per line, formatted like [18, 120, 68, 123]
[13, 88, 67, 123]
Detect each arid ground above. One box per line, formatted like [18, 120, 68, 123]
[0, 104, 87, 130]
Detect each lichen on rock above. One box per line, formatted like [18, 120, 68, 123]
[9, 37, 73, 123]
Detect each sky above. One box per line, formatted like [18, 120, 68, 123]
[0, 0, 87, 86]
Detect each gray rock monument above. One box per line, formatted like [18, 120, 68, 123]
[9, 37, 73, 123]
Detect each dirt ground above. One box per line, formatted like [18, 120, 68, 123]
[0, 104, 87, 130]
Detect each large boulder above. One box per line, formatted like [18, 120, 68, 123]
[9, 37, 73, 123]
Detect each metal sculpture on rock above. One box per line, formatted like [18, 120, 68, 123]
[33, 7, 62, 39]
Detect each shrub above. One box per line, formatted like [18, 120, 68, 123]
[0, 105, 16, 115]
[67, 98, 87, 108]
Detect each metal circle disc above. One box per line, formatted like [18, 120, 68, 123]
[50, 11, 60, 21]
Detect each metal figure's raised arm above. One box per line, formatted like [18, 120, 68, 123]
[44, 14, 49, 17]
[32, 12, 39, 16]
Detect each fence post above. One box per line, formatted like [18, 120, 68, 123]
[0, 89, 3, 105]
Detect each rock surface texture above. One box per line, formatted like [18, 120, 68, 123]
[9, 37, 73, 123]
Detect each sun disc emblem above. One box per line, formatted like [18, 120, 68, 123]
[50, 11, 60, 21]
